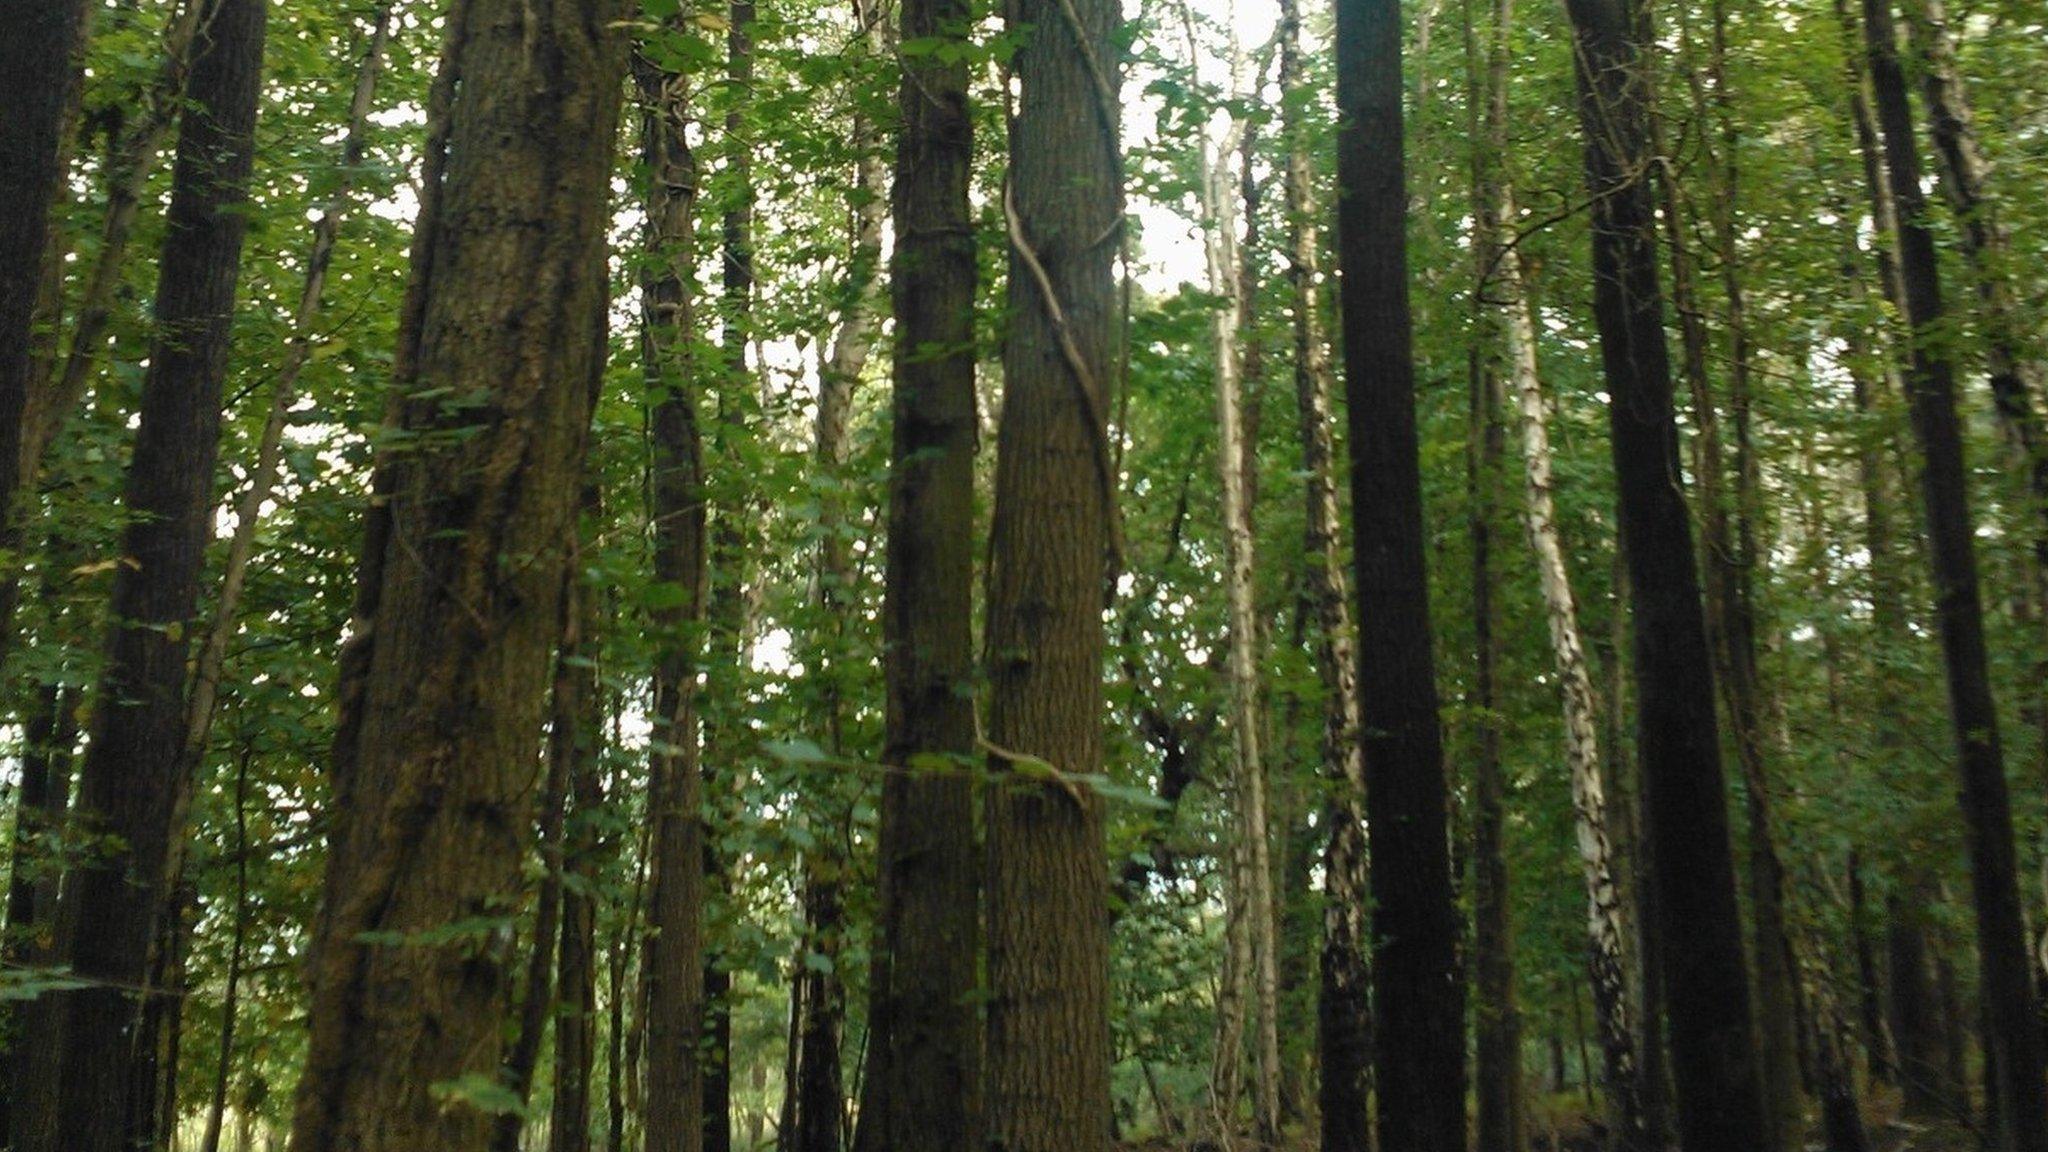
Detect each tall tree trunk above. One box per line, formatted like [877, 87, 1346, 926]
[788, 72, 889, 1152]
[42, 3, 266, 1148]
[492, 609, 580, 1152]
[1197, 101, 1283, 1150]
[1332, 0, 1464, 1148]
[1462, 4, 1521, 1148]
[1479, 109, 1648, 1143]
[1, 684, 76, 1151]
[849, 0, 981, 1136]
[0, 0, 91, 663]
[981, 0, 1122, 1140]
[198, 746, 255, 1152]
[550, 560, 606, 1152]
[286, 3, 628, 1148]
[181, 4, 395, 776]
[702, 5, 759, 1145]
[1558, 0, 1772, 1148]
[1277, 2, 1373, 1145]
[638, 33, 709, 1152]
[1862, 1, 2048, 1145]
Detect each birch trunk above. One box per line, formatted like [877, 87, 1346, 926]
[1199, 114, 1283, 1150]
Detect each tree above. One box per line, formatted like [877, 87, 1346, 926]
[285, 2, 629, 1147]
[1332, 0, 1464, 1148]
[1558, 0, 1772, 1147]
[1862, 0, 2048, 1145]
[37, 3, 267, 1148]
[981, 0, 1123, 1142]
[850, 0, 981, 1138]
[0, 0, 91, 657]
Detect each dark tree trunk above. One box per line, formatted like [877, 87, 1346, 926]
[2, 684, 76, 1152]
[550, 565, 606, 1152]
[980, 0, 1121, 1142]
[285, 2, 628, 1148]
[1862, 1, 2048, 1145]
[199, 747, 255, 1152]
[41, 3, 266, 1149]
[1332, 1, 1464, 1150]
[1847, 857, 1892, 1082]
[638, 32, 709, 1152]
[1558, 0, 1773, 1149]
[492, 599, 581, 1152]
[0, 0, 91, 659]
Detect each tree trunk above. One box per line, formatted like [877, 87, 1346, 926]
[1558, 0, 1772, 1148]
[42, 3, 266, 1148]
[492, 606, 581, 1152]
[638, 32, 709, 1152]
[1332, 0, 1464, 1147]
[181, 4, 395, 777]
[551, 573, 606, 1152]
[2, 684, 76, 1152]
[1862, 1, 2048, 1145]
[1278, 4, 1372, 1147]
[981, 0, 1121, 1141]
[199, 747, 256, 1152]
[285, 3, 628, 1148]
[1197, 99, 1283, 1150]
[848, 0, 981, 1141]
[0, 0, 90, 664]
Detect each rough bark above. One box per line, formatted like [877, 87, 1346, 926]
[1333, 0, 1464, 1148]
[1862, 1, 2048, 1145]
[638, 36, 709, 1152]
[981, 0, 1122, 1141]
[847, 0, 981, 1139]
[285, 3, 628, 1148]
[1558, 0, 1773, 1147]
[41, 4, 266, 1149]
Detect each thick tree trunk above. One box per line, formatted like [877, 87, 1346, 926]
[1332, 0, 1464, 1148]
[847, 0, 980, 1140]
[41, 4, 266, 1149]
[285, 3, 628, 1149]
[981, 0, 1121, 1141]
[638, 35, 709, 1152]
[1558, 0, 1772, 1148]
[1862, 1, 2048, 1146]
[0, 0, 90, 661]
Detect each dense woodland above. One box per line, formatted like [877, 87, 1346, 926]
[0, 0, 2046, 1150]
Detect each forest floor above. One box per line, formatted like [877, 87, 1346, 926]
[1115, 1084, 1983, 1152]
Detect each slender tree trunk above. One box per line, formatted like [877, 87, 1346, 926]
[41, 4, 266, 1149]
[286, 2, 628, 1148]
[1333, 0, 1464, 1148]
[849, 0, 981, 1138]
[1462, 5, 1522, 1148]
[492, 611, 580, 1152]
[198, 747, 255, 1152]
[1197, 100, 1283, 1150]
[2, 684, 76, 1152]
[638, 33, 709, 1152]
[551, 575, 606, 1152]
[1278, 4, 1372, 1147]
[1558, 0, 1772, 1147]
[981, 0, 1122, 1140]
[1862, 1, 2048, 1145]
